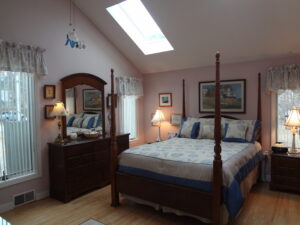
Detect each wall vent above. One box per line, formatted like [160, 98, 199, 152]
[14, 190, 35, 207]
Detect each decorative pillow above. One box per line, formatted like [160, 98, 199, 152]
[221, 118, 260, 142]
[198, 124, 214, 139]
[82, 117, 96, 129]
[179, 117, 200, 138]
[223, 123, 248, 143]
[72, 118, 84, 128]
[67, 116, 75, 127]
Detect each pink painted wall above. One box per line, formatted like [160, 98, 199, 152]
[0, 0, 144, 208]
[143, 55, 300, 152]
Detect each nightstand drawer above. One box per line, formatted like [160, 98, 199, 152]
[272, 155, 300, 169]
[272, 175, 300, 188]
[272, 167, 300, 178]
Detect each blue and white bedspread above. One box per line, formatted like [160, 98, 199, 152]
[118, 137, 263, 218]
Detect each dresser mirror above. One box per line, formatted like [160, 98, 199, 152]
[61, 73, 107, 138]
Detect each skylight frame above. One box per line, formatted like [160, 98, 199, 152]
[106, 0, 174, 55]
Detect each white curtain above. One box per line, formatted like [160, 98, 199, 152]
[116, 76, 143, 96]
[115, 76, 142, 140]
[267, 64, 300, 92]
[119, 96, 137, 139]
[0, 71, 37, 180]
[0, 40, 48, 75]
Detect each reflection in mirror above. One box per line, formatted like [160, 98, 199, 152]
[65, 84, 103, 136]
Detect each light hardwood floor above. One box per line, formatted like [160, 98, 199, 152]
[1, 183, 300, 225]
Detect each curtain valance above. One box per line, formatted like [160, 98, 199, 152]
[0, 40, 48, 75]
[267, 64, 300, 92]
[116, 76, 143, 97]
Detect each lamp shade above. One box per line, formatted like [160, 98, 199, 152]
[151, 109, 165, 125]
[50, 102, 68, 117]
[285, 106, 300, 127]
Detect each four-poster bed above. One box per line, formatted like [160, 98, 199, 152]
[109, 53, 262, 225]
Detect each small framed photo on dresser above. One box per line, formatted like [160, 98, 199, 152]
[44, 85, 56, 99]
[159, 93, 172, 107]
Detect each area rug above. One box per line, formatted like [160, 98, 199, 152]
[79, 219, 106, 225]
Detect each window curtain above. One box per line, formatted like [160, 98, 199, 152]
[0, 40, 48, 75]
[115, 76, 143, 140]
[115, 76, 143, 97]
[266, 64, 300, 92]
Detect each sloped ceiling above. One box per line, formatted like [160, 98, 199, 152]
[76, 0, 300, 74]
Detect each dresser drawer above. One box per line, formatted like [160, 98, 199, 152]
[65, 142, 95, 157]
[67, 152, 97, 168]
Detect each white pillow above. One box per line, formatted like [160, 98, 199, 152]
[72, 118, 84, 128]
[223, 123, 248, 142]
[198, 124, 214, 139]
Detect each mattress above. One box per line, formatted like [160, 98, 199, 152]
[118, 137, 263, 218]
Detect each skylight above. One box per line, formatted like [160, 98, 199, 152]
[106, 0, 174, 55]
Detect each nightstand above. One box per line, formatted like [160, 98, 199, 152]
[270, 152, 300, 193]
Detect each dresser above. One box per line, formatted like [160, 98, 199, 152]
[270, 152, 300, 193]
[48, 133, 129, 202]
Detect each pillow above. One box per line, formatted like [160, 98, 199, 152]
[67, 116, 75, 127]
[72, 118, 84, 128]
[222, 118, 260, 142]
[179, 118, 200, 138]
[198, 124, 214, 139]
[82, 117, 96, 129]
[223, 123, 248, 143]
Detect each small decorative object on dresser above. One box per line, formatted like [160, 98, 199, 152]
[44, 85, 56, 99]
[159, 93, 172, 107]
[170, 113, 182, 126]
[270, 153, 300, 193]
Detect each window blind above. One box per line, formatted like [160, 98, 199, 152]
[119, 96, 137, 140]
[0, 71, 37, 182]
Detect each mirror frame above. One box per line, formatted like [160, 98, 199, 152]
[61, 73, 107, 138]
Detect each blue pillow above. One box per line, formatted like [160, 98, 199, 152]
[95, 113, 102, 127]
[191, 122, 200, 139]
[86, 117, 96, 129]
[67, 116, 75, 127]
[251, 120, 261, 143]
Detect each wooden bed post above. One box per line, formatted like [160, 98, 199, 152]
[182, 79, 186, 118]
[213, 52, 222, 225]
[257, 73, 262, 143]
[110, 68, 119, 207]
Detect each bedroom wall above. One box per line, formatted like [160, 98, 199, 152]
[143, 55, 300, 152]
[0, 0, 144, 211]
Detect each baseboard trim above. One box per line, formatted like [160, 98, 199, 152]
[0, 190, 49, 214]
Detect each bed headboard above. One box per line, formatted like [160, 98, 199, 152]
[200, 115, 238, 120]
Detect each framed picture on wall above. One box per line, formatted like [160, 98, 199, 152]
[44, 85, 55, 99]
[159, 93, 172, 107]
[199, 79, 246, 113]
[170, 113, 182, 126]
[44, 105, 55, 119]
[83, 89, 102, 111]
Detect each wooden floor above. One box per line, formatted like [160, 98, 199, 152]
[1, 183, 300, 225]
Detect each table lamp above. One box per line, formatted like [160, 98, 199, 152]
[285, 106, 300, 154]
[50, 101, 68, 144]
[151, 109, 165, 142]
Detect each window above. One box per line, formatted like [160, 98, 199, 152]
[276, 90, 300, 146]
[0, 71, 37, 183]
[106, 0, 174, 55]
[119, 96, 137, 140]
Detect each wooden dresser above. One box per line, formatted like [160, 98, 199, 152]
[270, 152, 300, 193]
[48, 133, 129, 202]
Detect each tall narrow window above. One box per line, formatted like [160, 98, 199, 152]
[276, 90, 300, 146]
[0, 71, 37, 182]
[119, 96, 137, 140]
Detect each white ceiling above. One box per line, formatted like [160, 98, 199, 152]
[76, 0, 300, 74]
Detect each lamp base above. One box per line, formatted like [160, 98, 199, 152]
[54, 134, 65, 144]
[288, 147, 300, 154]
